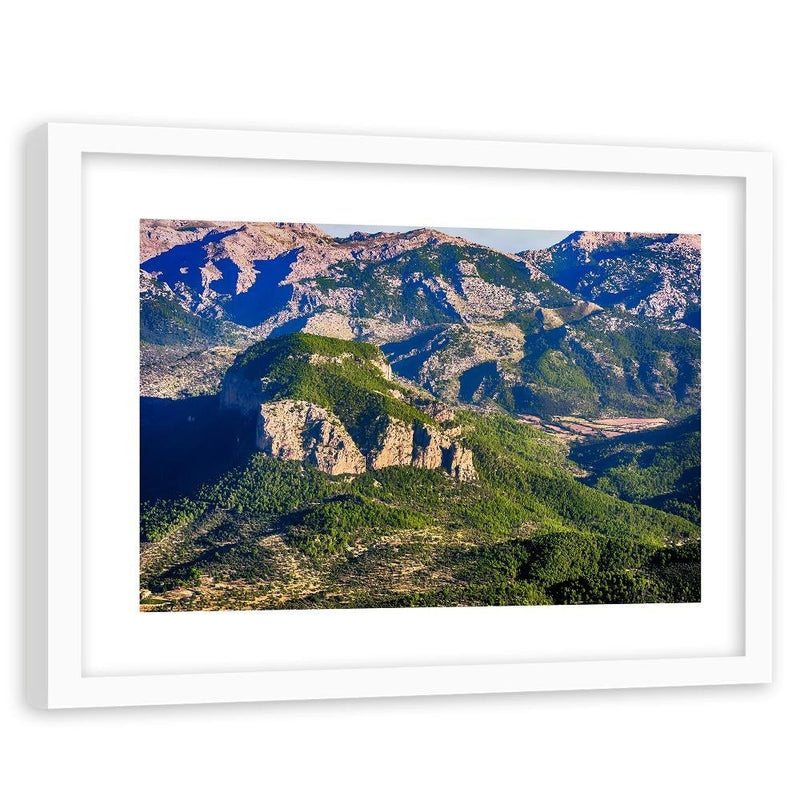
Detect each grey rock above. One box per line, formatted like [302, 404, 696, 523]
[257, 400, 366, 476]
[368, 418, 415, 470]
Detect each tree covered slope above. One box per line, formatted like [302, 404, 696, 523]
[569, 413, 701, 524]
[139, 223, 702, 612]
[141, 388, 699, 611]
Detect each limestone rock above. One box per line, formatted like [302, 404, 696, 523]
[444, 442, 478, 482]
[257, 400, 366, 476]
[412, 425, 449, 470]
[255, 406, 476, 481]
[408, 424, 476, 481]
[373, 358, 393, 381]
[368, 418, 414, 470]
[538, 300, 603, 331]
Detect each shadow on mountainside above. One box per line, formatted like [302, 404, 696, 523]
[225, 250, 298, 326]
[142, 231, 298, 328]
[141, 228, 241, 294]
[140, 395, 252, 502]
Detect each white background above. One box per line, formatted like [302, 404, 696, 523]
[83, 157, 742, 677]
[2, 1, 796, 798]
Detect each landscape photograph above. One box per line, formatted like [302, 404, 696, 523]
[139, 220, 701, 612]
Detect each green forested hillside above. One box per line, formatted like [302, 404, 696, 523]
[140, 224, 702, 613]
[569, 414, 701, 523]
[382, 311, 700, 421]
[511, 312, 699, 418]
[140, 404, 699, 610]
[223, 333, 438, 451]
[141, 291, 227, 346]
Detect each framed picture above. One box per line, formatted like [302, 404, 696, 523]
[26, 123, 772, 708]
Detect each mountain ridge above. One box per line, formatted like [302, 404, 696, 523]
[520, 230, 701, 326]
[139, 223, 702, 611]
[140, 221, 701, 424]
[219, 332, 477, 480]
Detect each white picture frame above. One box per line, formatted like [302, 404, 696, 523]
[26, 123, 772, 708]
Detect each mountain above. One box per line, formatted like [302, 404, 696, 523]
[140, 220, 577, 333]
[382, 306, 699, 419]
[139, 222, 702, 612]
[140, 386, 700, 611]
[219, 333, 477, 480]
[140, 221, 700, 421]
[520, 231, 701, 328]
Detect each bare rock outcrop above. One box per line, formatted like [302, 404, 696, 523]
[408, 425, 476, 480]
[369, 418, 415, 470]
[257, 400, 366, 476]
[444, 442, 478, 482]
[254, 404, 477, 482]
[538, 300, 603, 331]
[412, 425, 450, 470]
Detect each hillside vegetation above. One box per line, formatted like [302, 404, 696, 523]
[569, 414, 701, 523]
[222, 333, 439, 452]
[141, 404, 699, 611]
[139, 223, 702, 612]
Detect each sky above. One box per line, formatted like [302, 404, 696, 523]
[317, 224, 571, 253]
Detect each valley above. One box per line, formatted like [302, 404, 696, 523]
[139, 221, 701, 610]
[516, 413, 671, 443]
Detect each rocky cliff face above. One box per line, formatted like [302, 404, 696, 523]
[218, 334, 478, 480]
[444, 441, 478, 482]
[368, 418, 414, 470]
[537, 300, 603, 331]
[412, 425, 452, 470]
[411, 425, 477, 481]
[257, 400, 366, 476]
[255, 402, 476, 480]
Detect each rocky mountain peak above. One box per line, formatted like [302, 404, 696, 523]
[218, 333, 477, 480]
[272, 222, 331, 238]
[562, 230, 666, 253]
[520, 230, 701, 327]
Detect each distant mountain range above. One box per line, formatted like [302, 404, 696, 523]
[140, 221, 701, 421]
[520, 230, 701, 328]
[139, 220, 702, 612]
